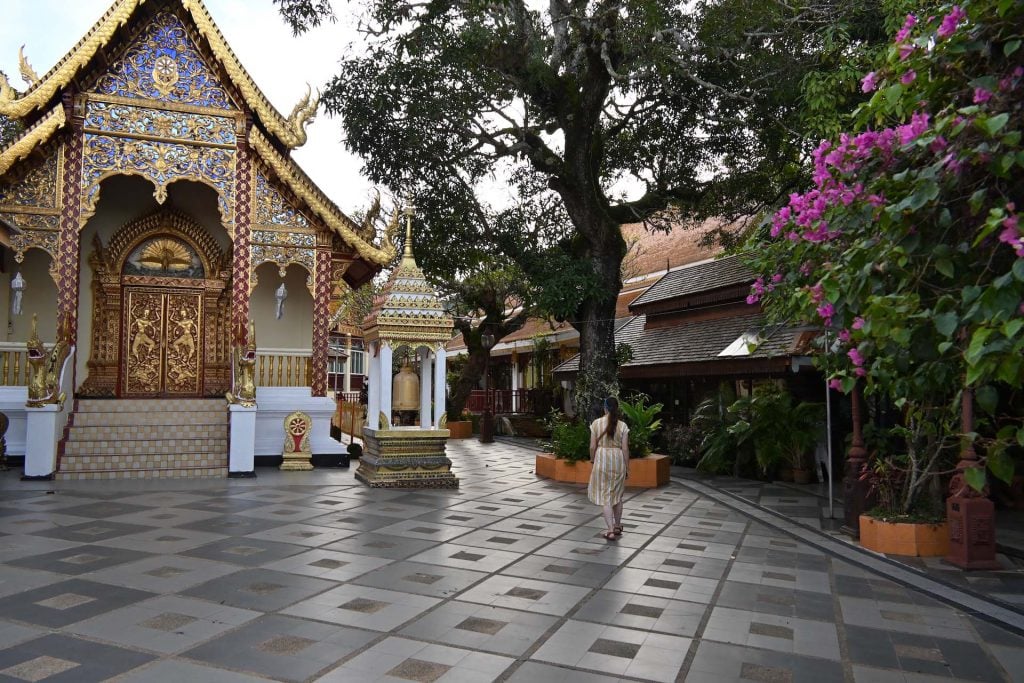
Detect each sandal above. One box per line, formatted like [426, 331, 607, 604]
[602, 530, 619, 541]
[613, 525, 624, 535]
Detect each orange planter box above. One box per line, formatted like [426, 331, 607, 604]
[859, 514, 949, 557]
[535, 453, 669, 488]
[447, 421, 473, 439]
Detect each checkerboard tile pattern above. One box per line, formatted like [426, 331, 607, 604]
[0, 437, 1020, 682]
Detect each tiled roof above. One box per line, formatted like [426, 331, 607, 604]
[621, 220, 723, 278]
[630, 256, 754, 309]
[553, 312, 799, 374]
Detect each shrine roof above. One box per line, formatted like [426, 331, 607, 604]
[0, 0, 314, 150]
[362, 218, 453, 346]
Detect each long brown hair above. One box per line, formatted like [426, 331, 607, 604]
[604, 396, 619, 441]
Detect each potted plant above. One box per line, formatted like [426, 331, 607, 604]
[857, 412, 952, 557]
[446, 409, 473, 439]
[619, 394, 663, 458]
[725, 385, 824, 481]
[535, 411, 591, 482]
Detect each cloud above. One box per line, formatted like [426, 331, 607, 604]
[0, 0, 376, 213]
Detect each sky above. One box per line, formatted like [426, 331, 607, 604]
[0, 0, 378, 213]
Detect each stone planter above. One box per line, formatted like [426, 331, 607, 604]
[534, 453, 670, 488]
[859, 514, 949, 557]
[447, 420, 473, 439]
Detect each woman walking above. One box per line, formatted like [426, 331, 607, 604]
[588, 396, 630, 540]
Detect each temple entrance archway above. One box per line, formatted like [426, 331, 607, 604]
[80, 207, 232, 397]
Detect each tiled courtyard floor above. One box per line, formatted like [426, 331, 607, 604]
[0, 438, 1022, 682]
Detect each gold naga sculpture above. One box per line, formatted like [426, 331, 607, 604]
[18, 46, 40, 88]
[284, 84, 319, 149]
[226, 320, 257, 407]
[26, 314, 71, 408]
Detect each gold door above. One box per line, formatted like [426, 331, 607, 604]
[122, 287, 203, 396]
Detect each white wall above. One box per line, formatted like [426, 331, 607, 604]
[251, 262, 313, 350]
[2, 248, 58, 343]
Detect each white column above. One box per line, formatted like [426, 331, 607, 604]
[24, 405, 62, 478]
[228, 404, 257, 474]
[419, 347, 432, 428]
[367, 340, 380, 430]
[511, 354, 519, 391]
[433, 349, 447, 428]
[379, 342, 393, 428]
[343, 334, 352, 394]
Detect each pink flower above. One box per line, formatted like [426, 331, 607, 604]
[895, 14, 917, 43]
[930, 136, 948, 153]
[861, 72, 878, 93]
[973, 87, 992, 104]
[937, 5, 966, 39]
[867, 194, 886, 208]
[838, 329, 851, 343]
[772, 273, 783, 284]
[746, 294, 759, 305]
[900, 70, 916, 85]
[899, 44, 915, 61]
[855, 367, 867, 377]
[829, 378, 843, 391]
[817, 302, 835, 325]
[852, 316, 865, 330]
[848, 347, 865, 367]
[897, 112, 930, 145]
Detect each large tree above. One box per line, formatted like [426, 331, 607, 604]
[276, 0, 889, 413]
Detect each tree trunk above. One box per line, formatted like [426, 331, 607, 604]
[572, 233, 624, 422]
[449, 346, 487, 418]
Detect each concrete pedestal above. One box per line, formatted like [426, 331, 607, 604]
[23, 404, 64, 479]
[228, 404, 257, 477]
[355, 427, 458, 489]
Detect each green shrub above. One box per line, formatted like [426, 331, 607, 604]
[620, 394, 663, 458]
[543, 411, 590, 463]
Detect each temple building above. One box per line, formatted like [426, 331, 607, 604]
[0, 0, 394, 479]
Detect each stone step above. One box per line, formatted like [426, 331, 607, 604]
[74, 398, 227, 413]
[66, 424, 227, 441]
[59, 454, 227, 471]
[56, 467, 228, 481]
[71, 411, 228, 427]
[62, 438, 228, 456]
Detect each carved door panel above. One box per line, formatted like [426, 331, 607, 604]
[121, 287, 203, 396]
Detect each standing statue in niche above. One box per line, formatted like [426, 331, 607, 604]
[275, 282, 288, 320]
[10, 272, 24, 316]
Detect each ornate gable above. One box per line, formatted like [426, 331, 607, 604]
[91, 10, 235, 110]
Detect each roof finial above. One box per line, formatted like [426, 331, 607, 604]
[402, 198, 416, 261]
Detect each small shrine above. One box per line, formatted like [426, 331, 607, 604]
[355, 204, 457, 488]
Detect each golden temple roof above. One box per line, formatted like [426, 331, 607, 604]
[362, 210, 453, 346]
[0, 0, 316, 149]
[0, 105, 66, 178]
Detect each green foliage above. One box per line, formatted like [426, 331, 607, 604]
[619, 395, 663, 458]
[727, 386, 824, 475]
[743, 0, 1024, 493]
[663, 424, 703, 466]
[274, 0, 896, 424]
[543, 412, 590, 464]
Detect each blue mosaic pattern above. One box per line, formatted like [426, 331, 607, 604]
[84, 101, 236, 146]
[254, 169, 310, 228]
[92, 11, 234, 110]
[81, 133, 235, 225]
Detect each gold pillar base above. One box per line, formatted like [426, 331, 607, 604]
[355, 427, 458, 489]
[279, 452, 313, 471]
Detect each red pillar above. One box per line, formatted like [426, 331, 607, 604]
[842, 383, 872, 538]
[310, 240, 331, 397]
[231, 134, 253, 342]
[946, 385, 1000, 569]
[56, 94, 85, 341]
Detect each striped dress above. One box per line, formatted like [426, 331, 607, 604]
[587, 416, 629, 506]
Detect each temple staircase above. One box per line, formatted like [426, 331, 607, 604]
[56, 398, 229, 480]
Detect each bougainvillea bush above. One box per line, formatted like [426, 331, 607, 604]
[744, 1, 1023, 508]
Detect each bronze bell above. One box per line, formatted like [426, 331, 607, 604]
[392, 361, 420, 411]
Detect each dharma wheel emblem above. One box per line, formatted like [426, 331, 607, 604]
[151, 55, 179, 96]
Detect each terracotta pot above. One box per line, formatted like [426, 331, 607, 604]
[859, 514, 949, 557]
[534, 453, 670, 488]
[446, 420, 473, 439]
[792, 468, 813, 484]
